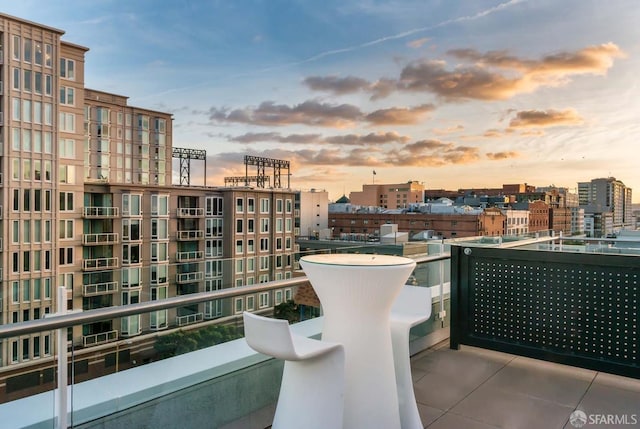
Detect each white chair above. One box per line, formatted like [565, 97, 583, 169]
[390, 285, 433, 429]
[242, 312, 345, 429]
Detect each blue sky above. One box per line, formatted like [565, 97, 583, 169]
[4, 0, 640, 200]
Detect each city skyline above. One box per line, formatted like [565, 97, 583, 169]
[4, 0, 639, 201]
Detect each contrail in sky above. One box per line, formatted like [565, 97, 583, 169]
[138, 0, 526, 101]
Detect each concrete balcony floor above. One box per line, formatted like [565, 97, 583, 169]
[228, 340, 640, 429]
[412, 342, 640, 429]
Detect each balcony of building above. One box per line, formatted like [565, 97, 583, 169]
[176, 250, 204, 262]
[1, 234, 638, 428]
[82, 281, 119, 297]
[177, 207, 205, 218]
[82, 232, 119, 246]
[82, 256, 118, 271]
[176, 230, 205, 241]
[176, 271, 205, 284]
[83, 206, 119, 218]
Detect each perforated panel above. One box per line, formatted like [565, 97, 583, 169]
[469, 258, 639, 367]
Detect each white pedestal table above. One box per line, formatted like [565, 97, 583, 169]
[300, 254, 416, 429]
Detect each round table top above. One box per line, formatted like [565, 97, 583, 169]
[300, 253, 415, 267]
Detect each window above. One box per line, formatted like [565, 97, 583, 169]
[59, 139, 76, 158]
[246, 296, 255, 311]
[56, 164, 75, 185]
[205, 218, 223, 237]
[260, 238, 269, 252]
[206, 196, 223, 216]
[45, 74, 53, 96]
[248, 198, 255, 213]
[59, 112, 75, 132]
[12, 158, 19, 181]
[286, 199, 293, 213]
[151, 219, 168, 239]
[44, 104, 53, 125]
[12, 220, 19, 243]
[260, 218, 269, 233]
[12, 35, 20, 60]
[23, 159, 31, 181]
[236, 197, 244, 213]
[24, 70, 32, 92]
[12, 68, 20, 91]
[59, 247, 74, 265]
[34, 42, 43, 65]
[276, 199, 283, 213]
[24, 38, 32, 62]
[259, 292, 269, 308]
[151, 242, 168, 262]
[235, 259, 243, 274]
[151, 194, 169, 216]
[247, 218, 255, 233]
[260, 198, 270, 213]
[59, 192, 74, 211]
[205, 239, 223, 258]
[34, 161, 42, 182]
[34, 101, 42, 124]
[234, 297, 243, 314]
[45, 190, 52, 211]
[60, 58, 75, 80]
[247, 257, 255, 272]
[59, 220, 74, 239]
[247, 239, 255, 253]
[12, 97, 20, 121]
[13, 189, 19, 212]
[23, 189, 31, 211]
[286, 218, 292, 232]
[23, 100, 32, 123]
[236, 239, 243, 254]
[122, 219, 141, 241]
[236, 219, 243, 234]
[59, 273, 74, 291]
[123, 243, 142, 264]
[23, 220, 31, 243]
[260, 255, 269, 270]
[276, 218, 283, 233]
[122, 194, 142, 216]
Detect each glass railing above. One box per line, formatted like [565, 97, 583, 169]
[0, 245, 451, 428]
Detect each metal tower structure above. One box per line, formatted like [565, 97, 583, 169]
[244, 155, 290, 189]
[172, 147, 207, 186]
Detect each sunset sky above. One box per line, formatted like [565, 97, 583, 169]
[5, 0, 640, 201]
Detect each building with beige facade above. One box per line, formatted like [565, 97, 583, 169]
[349, 180, 424, 208]
[0, 13, 298, 400]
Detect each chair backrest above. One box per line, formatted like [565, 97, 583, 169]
[391, 285, 432, 320]
[243, 312, 298, 360]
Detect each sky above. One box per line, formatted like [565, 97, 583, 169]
[4, 0, 640, 201]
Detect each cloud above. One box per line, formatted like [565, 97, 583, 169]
[209, 100, 362, 128]
[433, 125, 465, 135]
[228, 132, 322, 144]
[486, 151, 520, 160]
[364, 104, 435, 125]
[325, 132, 411, 145]
[302, 76, 371, 95]
[395, 43, 625, 101]
[407, 37, 430, 49]
[508, 109, 584, 128]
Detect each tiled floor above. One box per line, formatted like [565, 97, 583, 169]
[412, 342, 640, 429]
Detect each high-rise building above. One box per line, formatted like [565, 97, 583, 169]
[0, 13, 297, 388]
[578, 177, 633, 232]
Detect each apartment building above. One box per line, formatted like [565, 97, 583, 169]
[0, 13, 297, 394]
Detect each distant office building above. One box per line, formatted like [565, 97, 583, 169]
[578, 177, 633, 233]
[349, 181, 424, 208]
[570, 207, 585, 235]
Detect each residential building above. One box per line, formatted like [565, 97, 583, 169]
[0, 13, 297, 395]
[502, 210, 529, 236]
[512, 200, 550, 232]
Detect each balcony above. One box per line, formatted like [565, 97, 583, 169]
[83, 257, 119, 271]
[176, 250, 204, 262]
[176, 230, 204, 241]
[83, 206, 119, 218]
[83, 281, 118, 297]
[82, 232, 119, 245]
[83, 330, 118, 347]
[176, 312, 204, 326]
[1, 236, 639, 428]
[177, 207, 204, 218]
[176, 271, 205, 283]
